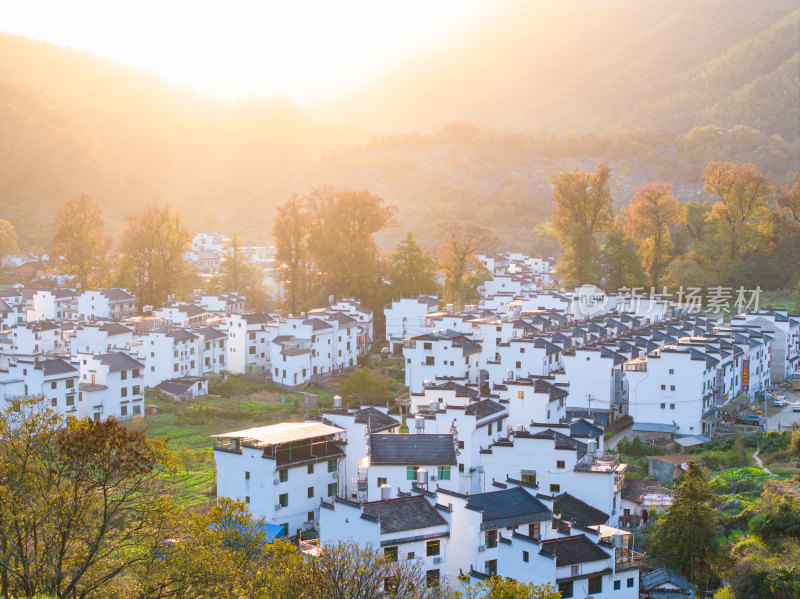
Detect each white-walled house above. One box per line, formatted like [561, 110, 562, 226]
[2, 321, 62, 358]
[385, 296, 440, 353]
[77, 289, 137, 321]
[403, 331, 482, 393]
[213, 422, 346, 535]
[364, 433, 459, 501]
[0, 357, 78, 415]
[226, 312, 275, 375]
[734, 310, 800, 382]
[558, 347, 627, 427]
[310, 407, 400, 501]
[29, 288, 77, 322]
[408, 380, 480, 415]
[153, 303, 212, 328]
[76, 351, 144, 420]
[199, 292, 246, 315]
[320, 494, 450, 589]
[495, 377, 568, 426]
[70, 322, 134, 355]
[137, 329, 200, 388]
[196, 326, 227, 374]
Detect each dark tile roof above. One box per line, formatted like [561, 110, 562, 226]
[464, 399, 505, 419]
[35, 358, 77, 376]
[305, 318, 333, 331]
[102, 288, 136, 301]
[98, 352, 144, 372]
[361, 495, 447, 534]
[553, 493, 610, 527]
[242, 312, 274, 324]
[195, 326, 226, 340]
[466, 487, 551, 530]
[641, 568, 691, 591]
[353, 407, 399, 432]
[369, 433, 457, 466]
[166, 329, 198, 341]
[428, 380, 479, 398]
[530, 429, 588, 454]
[539, 534, 610, 566]
[98, 322, 133, 335]
[155, 378, 200, 396]
[324, 312, 357, 327]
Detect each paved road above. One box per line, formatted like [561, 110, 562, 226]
[769, 387, 800, 432]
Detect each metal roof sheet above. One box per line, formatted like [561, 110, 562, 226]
[212, 422, 344, 445]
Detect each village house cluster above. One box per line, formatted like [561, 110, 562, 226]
[2, 242, 798, 597]
[211, 252, 798, 596]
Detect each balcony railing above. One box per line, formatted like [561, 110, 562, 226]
[574, 452, 620, 473]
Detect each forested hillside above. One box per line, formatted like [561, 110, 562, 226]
[1, 0, 799, 251]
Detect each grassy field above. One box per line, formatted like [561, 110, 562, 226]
[136, 376, 337, 507]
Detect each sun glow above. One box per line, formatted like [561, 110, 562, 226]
[0, 0, 495, 102]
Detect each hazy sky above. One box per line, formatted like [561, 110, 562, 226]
[0, 0, 495, 103]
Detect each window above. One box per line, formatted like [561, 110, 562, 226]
[132, 385, 141, 395]
[377, 477, 387, 487]
[278, 493, 288, 508]
[51, 398, 58, 407]
[174, 364, 179, 372]
[550, 484, 560, 493]
[423, 342, 432, 350]
[487, 422, 493, 435]
[459, 464, 465, 473]
[278, 469, 288, 482]
[249, 346, 256, 355]
[245, 496, 250, 504]
[308, 486, 314, 498]
[588, 576, 602, 594]
[627, 578, 634, 588]
[517, 390, 524, 399]
[407, 466, 419, 480]
[556, 460, 565, 469]
[670, 403, 675, 409]
[133, 405, 141, 415]
[669, 368, 674, 374]
[522, 550, 529, 563]
[327, 482, 337, 497]
[660, 402, 666, 409]
[384, 546, 398, 562]
[660, 384, 665, 390]
[426, 569, 439, 588]
[437, 466, 451, 481]
[245, 471, 250, 480]
[521, 470, 536, 485]
[120, 404, 127, 417]
[121, 370, 127, 380]
[120, 387, 127, 398]
[407, 551, 415, 560]
[529, 522, 540, 539]
[670, 385, 675, 391]
[308, 511, 315, 522]
[426, 540, 440, 556]
[614, 580, 621, 590]
[66, 379, 74, 389]
[571, 565, 579, 576]
[66, 394, 75, 407]
[308, 463, 314, 474]
[558, 581, 573, 598]
[485, 529, 497, 548]
[515, 361, 521, 369]
[327, 459, 338, 473]
[425, 356, 435, 366]
[51, 381, 57, 390]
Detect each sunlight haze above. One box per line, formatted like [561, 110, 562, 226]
[0, 0, 496, 102]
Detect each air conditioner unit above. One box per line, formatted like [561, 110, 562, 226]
[275, 504, 282, 511]
[331, 471, 338, 479]
[273, 479, 280, 485]
[304, 520, 315, 527]
[477, 545, 486, 552]
[433, 556, 442, 564]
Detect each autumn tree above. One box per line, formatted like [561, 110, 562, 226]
[0, 400, 178, 598]
[703, 162, 776, 283]
[0, 218, 19, 261]
[207, 234, 269, 311]
[339, 368, 392, 406]
[304, 186, 397, 306]
[777, 171, 800, 224]
[273, 194, 311, 314]
[460, 578, 561, 599]
[550, 164, 614, 287]
[650, 463, 718, 584]
[118, 205, 194, 308]
[387, 232, 439, 300]
[51, 194, 109, 288]
[436, 221, 498, 307]
[622, 183, 685, 287]
[599, 229, 646, 291]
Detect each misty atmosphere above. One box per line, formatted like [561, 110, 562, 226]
[0, 1, 799, 598]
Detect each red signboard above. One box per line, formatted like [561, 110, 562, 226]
[742, 359, 750, 392]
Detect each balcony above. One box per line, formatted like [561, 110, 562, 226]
[574, 452, 621, 474]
